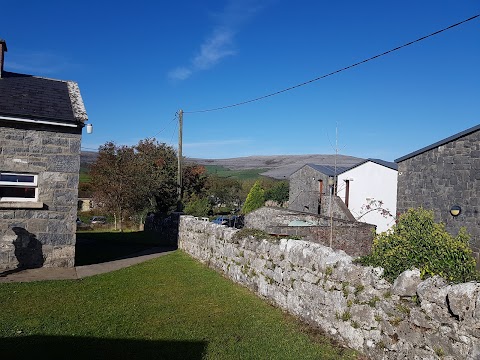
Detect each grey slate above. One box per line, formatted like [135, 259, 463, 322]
[0, 71, 77, 123]
[306, 163, 351, 176]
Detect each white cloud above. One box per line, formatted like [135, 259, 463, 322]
[168, 0, 268, 81]
[167, 67, 192, 81]
[192, 28, 236, 70]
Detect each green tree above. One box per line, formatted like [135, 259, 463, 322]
[358, 208, 479, 283]
[90, 139, 214, 229]
[206, 176, 242, 211]
[184, 194, 211, 217]
[264, 180, 289, 205]
[90, 142, 140, 230]
[242, 181, 265, 214]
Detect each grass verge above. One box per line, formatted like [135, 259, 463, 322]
[0, 251, 360, 359]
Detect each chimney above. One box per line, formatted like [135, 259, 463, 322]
[0, 39, 7, 78]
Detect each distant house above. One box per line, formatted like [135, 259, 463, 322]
[288, 164, 355, 221]
[337, 159, 397, 233]
[0, 39, 88, 270]
[395, 124, 480, 267]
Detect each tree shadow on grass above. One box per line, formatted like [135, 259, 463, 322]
[0, 335, 207, 360]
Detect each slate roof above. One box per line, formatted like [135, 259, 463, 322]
[395, 124, 480, 163]
[343, 158, 398, 171]
[306, 164, 351, 177]
[0, 71, 87, 124]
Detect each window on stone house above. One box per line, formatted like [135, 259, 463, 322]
[0, 172, 38, 202]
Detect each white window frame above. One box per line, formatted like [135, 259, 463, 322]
[0, 172, 39, 202]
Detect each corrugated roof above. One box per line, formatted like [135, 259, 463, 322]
[395, 124, 480, 163]
[0, 71, 84, 124]
[306, 164, 351, 176]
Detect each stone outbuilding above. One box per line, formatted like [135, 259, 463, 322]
[0, 39, 88, 270]
[288, 163, 356, 221]
[395, 124, 480, 267]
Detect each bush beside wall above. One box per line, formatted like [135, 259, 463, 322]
[179, 216, 480, 360]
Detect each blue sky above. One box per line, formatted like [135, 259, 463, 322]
[1, 1, 479, 161]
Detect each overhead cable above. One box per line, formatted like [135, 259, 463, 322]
[184, 14, 479, 114]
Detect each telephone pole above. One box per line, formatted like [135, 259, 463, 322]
[177, 109, 183, 212]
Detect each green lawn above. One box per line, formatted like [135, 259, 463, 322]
[204, 165, 268, 180]
[0, 251, 361, 359]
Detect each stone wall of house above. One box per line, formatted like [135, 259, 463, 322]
[289, 165, 353, 220]
[245, 207, 374, 257]
[0, 123, 81, 269]
[397, 129, 480, 268]
[179, 216, 480, 360]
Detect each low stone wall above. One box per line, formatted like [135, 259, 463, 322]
[245, 207, 374, 257]
[179, 216, 480, 360]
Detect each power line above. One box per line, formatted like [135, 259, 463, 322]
[153, 113, 178, 138]
[185, 14, 479, 114]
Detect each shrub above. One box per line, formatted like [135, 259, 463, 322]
[357, 208, 479, 284]
[242, 181, 265, 214]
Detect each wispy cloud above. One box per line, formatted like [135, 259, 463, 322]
[6, 50, 75, 75]
[168, 0, 268, 81]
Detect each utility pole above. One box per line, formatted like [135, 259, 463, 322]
[177, 109, 183, 212]
[329, 125, 338, 248]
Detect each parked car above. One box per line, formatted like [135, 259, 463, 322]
[90, 216, 107, 224]
[212, 216, 229, 226]
[212, 215, 244, 229]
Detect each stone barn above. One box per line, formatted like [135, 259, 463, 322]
[0, 39, 88, 270]
[395, 124, 480, 267]
[288, 163, 355, 220]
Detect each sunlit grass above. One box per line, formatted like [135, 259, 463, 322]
[0, 251, 360, 359]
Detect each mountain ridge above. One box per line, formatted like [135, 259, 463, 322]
[81, 151, 364, 179]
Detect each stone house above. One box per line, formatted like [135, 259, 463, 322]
[337, 159, 398, 233]
[0, 39, 88, 270]
[395, 124, 480, 267]
[288, 164, 355, 221]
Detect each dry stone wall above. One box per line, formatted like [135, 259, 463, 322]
[245, 207, 374, 257]
[179, 216, 480, 360]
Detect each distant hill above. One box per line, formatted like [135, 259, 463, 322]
[81, 151, 364, 180]
[189, 154, 364, 179]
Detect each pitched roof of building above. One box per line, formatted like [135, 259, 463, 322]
[395, 124, 480, 163]
[343, 158, 398, 171]
[0, 71, 87, 125]
[306, 164, 351, 176]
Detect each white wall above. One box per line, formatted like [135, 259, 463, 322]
[337, 162, 397, 233]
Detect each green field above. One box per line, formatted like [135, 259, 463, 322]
[204, 165, 268, 180]
[0, 251, 360, 359]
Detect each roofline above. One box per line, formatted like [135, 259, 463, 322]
[395, 123, 480, 163]
[305, 163, 350, 176]
[343, 158, 398, 172]
[0, 115, 81, 128]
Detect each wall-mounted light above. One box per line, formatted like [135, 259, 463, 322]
[328, 176, 334, 186]
[86, 123, 93, 134]
[450, 205, 461, 217]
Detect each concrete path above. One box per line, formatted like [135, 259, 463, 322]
[0, 247, 176, 283]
